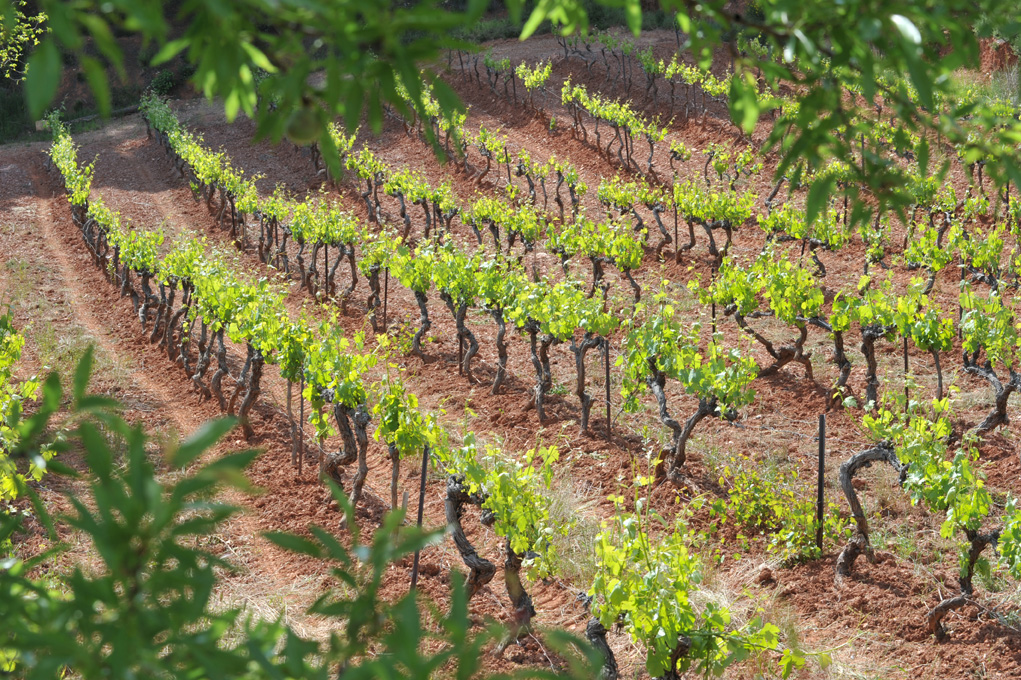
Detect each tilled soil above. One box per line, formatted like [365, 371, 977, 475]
[2, 28, 1021, 679]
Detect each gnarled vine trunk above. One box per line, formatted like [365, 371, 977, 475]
[503, 539, 536, 640]
[411, 290, 431, 359]
[388, 442, 400, 511]
[349, 406, 371, 512]
[236, 346, 263, 439]
[571, 333, 603, 433]
[963, 354, 1020, 434]
[650, 205, 672, 260]
[322, 401, 371, 519]
[444, 475, 497, 599]
[442, 293, 480, 381]
[860, 326, 892, 408]
[834, 444, 906, 582]
[527, 329, 555, 423]
[645, 358, 716, 483]
[490, 308, 509, 395]
[733, 311, 814, 380]
[209, 331, 230, 410]
[808, 318, 852, 403]
[366, 264, 382, 332]
[927, 528, 1001, 640]
[585, 619, 619, 680]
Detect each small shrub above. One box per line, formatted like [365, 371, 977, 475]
[387, 322, 418, 356]
[177, 61, 196, 81]
[149, 70, 178, 97]
[719, 452, 851, 563]
[113, 84, 142, 108]
[0, 86, 30, 142]
[137, 42, 159, 66]
[451, 18, 520, 42]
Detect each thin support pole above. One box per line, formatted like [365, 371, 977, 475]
[298, 376, 305, 477]
[958, 258, 964, 340]
[816, 414, 825, 551]
[383, 269, 389, 331]
[710, 262, 718, 335]
[410, 445, 430, 590]
[605, 339, 611, 442]
[903, 336, 910, 412]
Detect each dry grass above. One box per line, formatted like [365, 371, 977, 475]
[205, 518, 337, 645]
[542, 472, 603, 586]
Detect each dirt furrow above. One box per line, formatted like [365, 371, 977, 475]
[22, 121, 610, 673]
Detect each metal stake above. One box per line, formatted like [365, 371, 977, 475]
[410, 445, 430, 590]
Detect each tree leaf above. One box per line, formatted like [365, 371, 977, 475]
[75, 395, 120, 413]
[805, 175, 835, 227]
[72, 345, 94, 404]
[25, 39, 61, 119]
[890, 14, 921, 44]
[172, 417, 237, 468]
[150, 38, 190, 66]
[896, 27, 933, 110]
[80, 57, 111, 117]
[262, 531, 324, 558]
[625, 0, 642, 35]
[521, 0, 553, 40]
[240, 41, 276, 73]
[729, 73, 760, 135]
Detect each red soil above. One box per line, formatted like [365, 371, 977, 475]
[2, 27, 1020, 679]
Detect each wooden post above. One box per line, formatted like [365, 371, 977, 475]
[458, 335, 463, 376]
[816, 414, 825, 551]
[410, 445, 430, 590]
